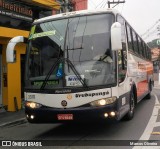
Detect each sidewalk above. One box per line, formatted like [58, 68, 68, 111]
[154, 81, 160, 90]
[0, 81, 159, 128]
[0, 109, 26, 127]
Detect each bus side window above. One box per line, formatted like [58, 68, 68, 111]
[117, 15, 127, 83]
[138, 37, 143, 57]
[132, 31, 139, 54]
[126, 24, 133, 51]
[143, 43, 147, 59]
[118, 50, 127, 83]
[141, 40, 145, 58]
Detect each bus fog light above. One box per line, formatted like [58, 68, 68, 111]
[104, 113, 108, 118]
[30, 115, 35, 119]
[110, 112, 116, 117]
[26, 115, 29, 118]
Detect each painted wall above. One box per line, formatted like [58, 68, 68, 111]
[73, 0, 88, 11]
[0, 27, 29, 111]
[2, 44, 8, 107]
[7, 43, 26, 111]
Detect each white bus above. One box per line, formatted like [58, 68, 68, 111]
[7, 9, 153, 123]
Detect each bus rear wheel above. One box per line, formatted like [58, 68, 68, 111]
[124, 92, 135, 120]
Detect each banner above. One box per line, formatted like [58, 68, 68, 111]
[0, 140, 160, 147]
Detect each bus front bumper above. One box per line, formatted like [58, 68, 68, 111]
[25, 103, 118, 123]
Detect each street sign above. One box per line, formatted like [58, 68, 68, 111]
[157, 39, 160, 46]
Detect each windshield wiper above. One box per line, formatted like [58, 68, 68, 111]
[65, 45, 87, 88]
[40, 45, 64, 90]
[40, 57, 88, 90]
[40, 58, 62, 90]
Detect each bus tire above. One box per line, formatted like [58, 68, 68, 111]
[124, 92, 135, 120]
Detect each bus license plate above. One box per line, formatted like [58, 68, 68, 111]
[57, 114, 73, 120]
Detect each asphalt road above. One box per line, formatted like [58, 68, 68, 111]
[0, 89, 160, 149]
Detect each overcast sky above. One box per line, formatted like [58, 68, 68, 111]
[88, 0, 160, 42]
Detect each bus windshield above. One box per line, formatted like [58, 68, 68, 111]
[25, 14, 116, 90]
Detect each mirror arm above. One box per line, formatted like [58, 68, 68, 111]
[6, 36, 26, 63]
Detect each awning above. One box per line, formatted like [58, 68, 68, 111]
[32, 0, 61, 10]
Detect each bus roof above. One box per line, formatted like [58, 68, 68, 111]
[33, 8, 119, 24]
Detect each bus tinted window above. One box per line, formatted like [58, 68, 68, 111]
[126, 25, 133, 51]
[143, 43, 147, 59]
[132, 31, 139, 54]
[140, 39, 145, 57]
[117, 15, 127, 83]
[138, 37, 142, 56]
[146, 47, 151, 60]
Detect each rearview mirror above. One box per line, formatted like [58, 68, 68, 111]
[111, 22, 122, 51]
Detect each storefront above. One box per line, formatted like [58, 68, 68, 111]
[0, 0, 60, 111]
[53, 0, 88, 13]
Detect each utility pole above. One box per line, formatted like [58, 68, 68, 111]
[108, 0, 125, 8]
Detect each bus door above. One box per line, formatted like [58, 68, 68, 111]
[117, 15, 129, 111]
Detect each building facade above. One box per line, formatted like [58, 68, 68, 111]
[73, 0, 87, 11]
[0, 0, 60, 111]
[53, 0, 88, 14]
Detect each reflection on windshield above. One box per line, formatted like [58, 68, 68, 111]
[25, 13, 116, 90]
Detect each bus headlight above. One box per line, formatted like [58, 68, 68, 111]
[25, 102, 42, 109]
[90, 97, 117, 107]
[98, 99, 106, 106]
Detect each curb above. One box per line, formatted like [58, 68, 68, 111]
[0, 118, 27, 128]
[0, 108, 6, 113]
[154, 87, 160, 90]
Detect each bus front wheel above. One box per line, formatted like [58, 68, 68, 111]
[124, 92, 135, 120]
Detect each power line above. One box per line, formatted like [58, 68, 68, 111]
[102, 0, 108, 8]
[95, 0, 106, 9]
[141, 19, 160, 37]
[121, 2, 124, 13]
[108, 0, 125, 8]
[88, 1, 96, 8]
[100, 0, 107, 8]
[89, 0, 97, 7]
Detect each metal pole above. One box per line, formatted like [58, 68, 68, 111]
[108, 1, 110, 8]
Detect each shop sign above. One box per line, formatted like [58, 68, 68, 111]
[0, 0, 33, 22]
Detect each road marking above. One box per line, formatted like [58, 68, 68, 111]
[151, 132, 160, 135]
[0, 118, 26, 127]
[132, 93, 160, 149]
